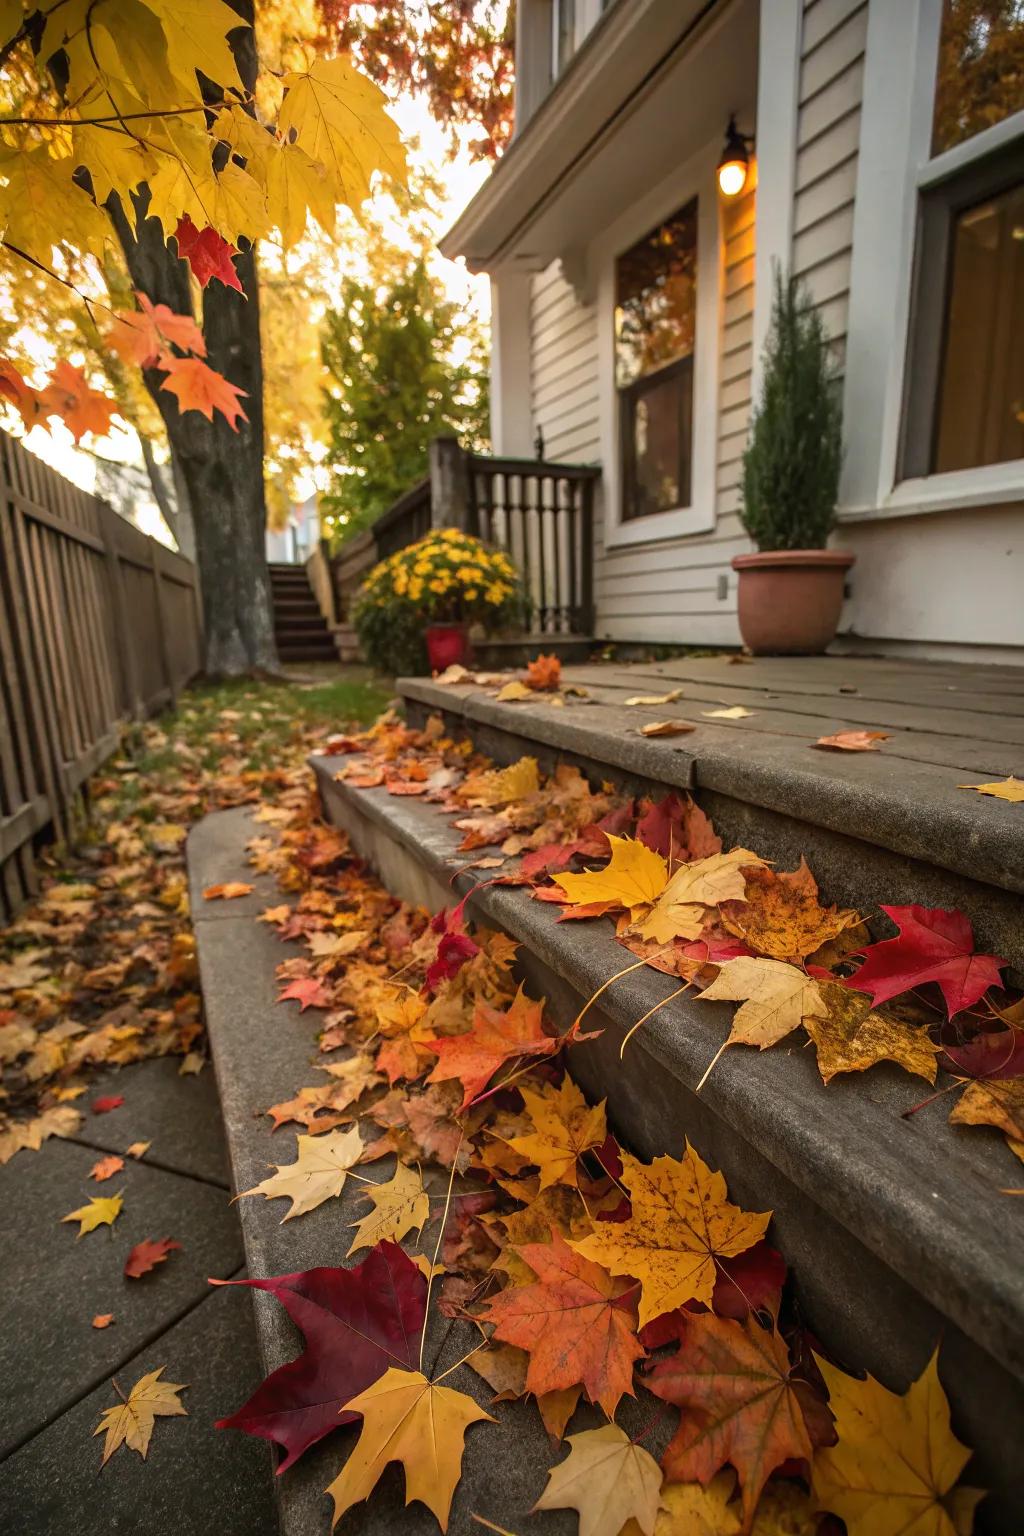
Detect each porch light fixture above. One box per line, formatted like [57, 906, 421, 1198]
[717, 115, 752, 198]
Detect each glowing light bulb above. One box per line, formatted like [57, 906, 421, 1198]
[718, 159, 747, 198]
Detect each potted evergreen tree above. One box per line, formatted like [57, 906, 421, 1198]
[733, 266, 852, 654]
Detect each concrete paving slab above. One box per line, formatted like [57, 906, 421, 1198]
[71, 1058, 232, 1188]
[0, 1138, 243, 1457]
[0, 1288, 277, 1536]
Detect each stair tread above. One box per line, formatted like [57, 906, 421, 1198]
[312, 755, 1024, 1388]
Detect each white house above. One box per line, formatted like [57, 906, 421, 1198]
[440, 0, 1024, 663]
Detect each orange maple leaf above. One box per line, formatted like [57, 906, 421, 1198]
[525, 654, 562, 691]
[481, 1230, 643, 1417]
[647, 1312, 815, 1530]
[426, 985, 563, 1108]
[0, 358, 44, 429]
[39, 361, 118, 442]
[158, 356, 248, 429]
[108, 293, 206, 369]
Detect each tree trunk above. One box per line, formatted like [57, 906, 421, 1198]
[140, 436, 195, 561]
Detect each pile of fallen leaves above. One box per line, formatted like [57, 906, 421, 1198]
[195, 707, 1010, 1532]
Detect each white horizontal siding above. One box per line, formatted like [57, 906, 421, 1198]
[529, 265, 600, 464]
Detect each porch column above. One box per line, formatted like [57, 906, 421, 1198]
[489, 268, 534, 459]
[751, 0, 803, 396]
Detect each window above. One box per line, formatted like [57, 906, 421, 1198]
[615, 199, 698, 519]
[932, 0, 1024, 155]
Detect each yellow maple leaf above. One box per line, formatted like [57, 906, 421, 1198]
[636, 848, 765, 943]
[0, 148, 111, 266]
[621, 1473, 742, 1536]
[94, 1368, 187, 1465]
[326, 1367, 495, 1531]
[496, 679, 534, 702]
[804, 982, 941, 1085]
[347, 1162, 429, 1255]
[533, 1423, 662, 1536]
[812, 1351, 981, 1536]
[506, 1077, 608, 1189]
[572, 1144, 770, 1327]
[702, 705, 755, 719]
[950, 1076, 1024, 1144]
[555, 835, 668, 916]
[698, 956, 827, 1050]
[62, 1192, 123, 1237]
[266, 138, 337, 248]
[144, 0, 243, 96]
[957, 776, 1024, 803]
[237, 1125, 362, 1221]
[460, 755, 540, 807]
[278, 55, 406, 215]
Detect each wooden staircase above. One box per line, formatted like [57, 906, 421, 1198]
[268, 563, 337, 663]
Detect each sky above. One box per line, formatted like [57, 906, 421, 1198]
[14, 91, 492, 545]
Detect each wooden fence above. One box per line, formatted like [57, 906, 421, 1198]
[0, 430, 202, 919]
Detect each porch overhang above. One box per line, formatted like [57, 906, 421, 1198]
[439, 0, 758, 275]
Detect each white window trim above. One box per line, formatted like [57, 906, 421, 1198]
[596, 140, 722, 551]
[840, 0, 1024, 522]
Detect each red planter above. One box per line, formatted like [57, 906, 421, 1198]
[732, 549, 855, 655]
[425, 623, 471, 674]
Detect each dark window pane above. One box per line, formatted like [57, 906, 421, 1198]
[932, 0, 1024, 155]
[615, 200, 697, 389]
[933, 179, 1024, 471]
[621, 360, 693, 520]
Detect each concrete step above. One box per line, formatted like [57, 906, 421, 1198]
[397, 675, 1024, 976]
[312, 755, 1024, 1533]
[187, 808, 636, 1536]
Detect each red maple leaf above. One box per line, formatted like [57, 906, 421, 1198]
[124, 1237, 182, 1278]
[636, 791, 722, 863]
[481, 1230, 644, 1416]
[846, 904, 1006, 1018]
[277, 977, 331, 1011]
[942, 1026, 1024, 1080]
[426, 986, 565, 1108]
[425, 930, 479, 991]
[91, 1094, 124, 1114]
[638, 1241, 787, 1345]
[158, 356, 248, 430]
[213, 1242, 426, 1471]
[174, 214, 243, 291]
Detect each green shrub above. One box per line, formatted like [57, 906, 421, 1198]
[353, 528, 524, 675]
[741, 265, 843, 551]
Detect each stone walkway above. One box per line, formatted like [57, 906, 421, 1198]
[0, 1058, 276, 1534]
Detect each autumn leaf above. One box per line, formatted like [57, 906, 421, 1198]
[481, 1230, 644, 1416]
[702, 706, 754, 719]
[460, 756, 540, 807]
[426, 986, 563, 1109]
[626, 689, 684, 706]
[648, 1312, 814, 1530]
[159, 356, 248, 429]
[634, 791, 720, 863]
[237, 1125, 363, 1220]
[277, 976, 332, 1011]
[555, 835, 669, 917]
[347, 1163, 429, 1254]
[107, 292, 206, 369]
[39, 361, 118, 442]
[92, 1314, 115, 1330]
[532, 1423, 662, 1536]
[950, 1076, 1024, 1147]
[468, 1343, 581, 1441]
[846, 904, 1006, 1018]
[698, 956, 828, 1051]
[62, 1193, 124, 1237]
[278, 53, 407, 208]
[812, 1350, 980, 1536]
[637, 849, 766, 944]
[0, 1103, 81, 1165]
[214, 1243, 426, 1471]
[526, 654, 562, 690]
[640, 719, 697, 737]
[325, 1367, 494, 1532]
[572, 1144, 770, 1327]
[720, 860, 858, 964]
[92, 1095, 125, 1114]
[90, 1155, 125, 1182]
[643, 1474, 742, 1535]
[174, 215, 242, 291]
[813, 730, 890, 751]
[126, 1141, 151, 1160]
[804, 982, 941, 1085]
[505, 1076, 607, 1189]
[94, 1368, 187, 1465]
[202, 882, 253, 900]
[124, 1237, 182, 1278]
[957, 776, 1024, 802]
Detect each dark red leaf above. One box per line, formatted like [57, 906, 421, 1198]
[942, 1026, 1024, 1080]
[425, 931, 479, 991]
[636, 792, 722, 863]
[173, 215, 243, 291]
[845, 904, 1006, 1018]
[91, 1095, 124, 1114]
[212, 1241, 426, 1471]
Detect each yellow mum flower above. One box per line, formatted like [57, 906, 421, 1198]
[429, 577, 450, 594]
[464, 588, 479, 601]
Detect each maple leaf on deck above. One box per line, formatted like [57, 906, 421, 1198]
[326, 1367, 495, 1532]
[533, 1423, 662, 1536]
[277, 976, 332, 1011]
[237, 1125, 363, 1220]
[458, 756, 541, 808]
[720, 860, 858, 964]
[950, 1076, 1024, 1158]
[90, 1155, 125, 1182]
[555, 835, 669, 917]
[92, 1095, 125, 1115]
[425, 931, 480, 992]
[572, 1144, 770, 1327]
[636, 849, 766, 945]
[92, 1314, 114, 1330]
[481, 1230, 644, 1417]
[648, 1312, 815, 1531]
[804, 981, 941, 1085]
[636, 791, 722, 863]
[124, 1237, 182, 1278]
[0, 1104, 81, 1165]
[94, 1368, 187, 1466]
[958, 776, 1024, 802]
[505, 1077, 608, 1189]
[846, 904, 1006, 1018]
[525, 654, 562, 691]
[62, 1193, 124, 1237]
[159, 356, 248, 429]
[647, 1475, 742, 1535]
[812, 1350, 980, 1536]
[214, 1243, 426, 1471]
[426, 986, 566, 1109]
[468, 1343, 582, 1441]
[347, 1163, 429, 1254]
[698, 956, 828, 1054]
[203, 882, 254, 900]
[174, 214, 243, 290]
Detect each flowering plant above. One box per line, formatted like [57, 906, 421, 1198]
[354, 528, 524, 674]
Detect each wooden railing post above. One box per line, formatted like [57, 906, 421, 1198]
[428, 436, 471, 531]
[149, 542, 176, 706]
[99, 504, 142, 719]
[579, 476, 596, 635]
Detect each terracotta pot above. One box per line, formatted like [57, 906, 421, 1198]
[731, 549, 854, 655]
[425, 622, 471, 673]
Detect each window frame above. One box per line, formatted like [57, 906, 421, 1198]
[618, 353, 695, 521]
[595, 142, 722, 550]
[839, 0, 1024, 524]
